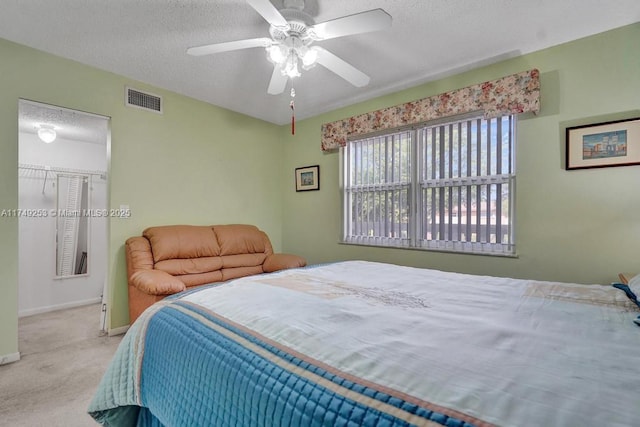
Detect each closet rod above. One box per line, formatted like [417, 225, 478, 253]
[18, 162, 107, 178]
[19, 162, 107, 194]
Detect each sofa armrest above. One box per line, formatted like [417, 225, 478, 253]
[130, 270, 186, 296]
[125, 236, 154, 280]
[263, 253, 307, 273]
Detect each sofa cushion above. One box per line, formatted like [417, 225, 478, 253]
[144, 225, 220, 262]
[214, 224, 269, 256]
[221, 253, 267, 269]
[177, 271, 224, 288]
[155, 256, 224, 276]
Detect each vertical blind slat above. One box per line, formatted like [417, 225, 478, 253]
[431, 128, 436, 180]
[456, 123, 462, 241]
[466, 122, 472, 241]
[496, 117, 503, 174]
[507, 116, 514, 174]
[475, 120, 481, 242]
[496, 183, 502, 244]
[447, 124, 453, 240]
[496, 117, 503, 244]
[487, 118, 492, 177]
[485, 185, 491, 243]
[391, 135, 396, 237]
[476, 119, 482, 177]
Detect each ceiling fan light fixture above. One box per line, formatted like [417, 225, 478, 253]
[266, 45, 287, 64]
[300, 46, 318, 69]
[37, 125, 57, 143]
[281, 54, 301, 78]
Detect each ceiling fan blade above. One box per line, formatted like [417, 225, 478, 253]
[187, 37, 272, 56]
[314, 47, 370, 87]
[267, 66, 288, 95]
[246, 0, 290, 29]
[310, 9, 392, 41]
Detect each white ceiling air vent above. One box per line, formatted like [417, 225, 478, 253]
[125, 87, 163, 114]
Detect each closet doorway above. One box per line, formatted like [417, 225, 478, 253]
[18, 100, 110, 331]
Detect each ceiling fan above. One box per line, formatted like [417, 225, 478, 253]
[187, 0, 392, 95]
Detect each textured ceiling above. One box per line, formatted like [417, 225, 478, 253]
[2, 1, 639, 126]
[19, 101, 109, 145]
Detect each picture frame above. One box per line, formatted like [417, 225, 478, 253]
[566, 117, 640, 170]
[295, 165, 320, 192]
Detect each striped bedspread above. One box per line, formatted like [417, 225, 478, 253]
[89, 261, 640, 426]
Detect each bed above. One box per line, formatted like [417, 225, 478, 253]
[88, 261, 640, 426]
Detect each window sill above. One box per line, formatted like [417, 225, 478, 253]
[338, 241, 519, 258]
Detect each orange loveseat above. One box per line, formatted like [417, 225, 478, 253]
[125, 224, 306, 323]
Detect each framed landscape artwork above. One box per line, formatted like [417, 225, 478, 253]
[566, 117, 640, 170]
[295, 165, 320, 192]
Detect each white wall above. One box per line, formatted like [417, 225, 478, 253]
[18, 132, 108, 317]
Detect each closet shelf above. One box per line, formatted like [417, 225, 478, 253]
[18, 162, 107, 178]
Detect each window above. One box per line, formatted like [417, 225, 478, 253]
[342, 113, 516, 255]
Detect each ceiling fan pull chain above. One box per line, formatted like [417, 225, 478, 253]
[290, 87, 296, 135]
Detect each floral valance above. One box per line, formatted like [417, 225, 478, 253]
[321, 69, 540, 151]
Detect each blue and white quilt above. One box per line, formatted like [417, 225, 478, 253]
[89, 261, 640, 426]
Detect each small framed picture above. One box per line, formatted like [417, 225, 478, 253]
[295, 165, 320, 192]
[566, 117, 640, 170]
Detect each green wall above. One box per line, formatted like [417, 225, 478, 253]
[0, 38, 283, 358]
[280, 23, 640, 285]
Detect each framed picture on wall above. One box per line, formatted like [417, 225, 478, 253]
[295, 165, 320, 192]
[566, 117, 640, 170]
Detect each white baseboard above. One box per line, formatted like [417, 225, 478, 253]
[108, 325, 129, 336]
[0, 352, 21, 366]
[19, 297, 102, 318]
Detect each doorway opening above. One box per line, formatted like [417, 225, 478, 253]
[17, 100, 110, 332]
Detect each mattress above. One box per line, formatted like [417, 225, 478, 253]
[89, 261, 640, 426]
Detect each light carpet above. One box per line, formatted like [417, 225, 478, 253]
[0, 304, 123, 426]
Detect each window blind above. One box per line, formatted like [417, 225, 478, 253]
[343, 114, 516, 255]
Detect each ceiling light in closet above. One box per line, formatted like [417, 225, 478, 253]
[37, 125, 56, 143]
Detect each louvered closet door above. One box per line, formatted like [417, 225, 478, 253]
[57, 175, 83, 277]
